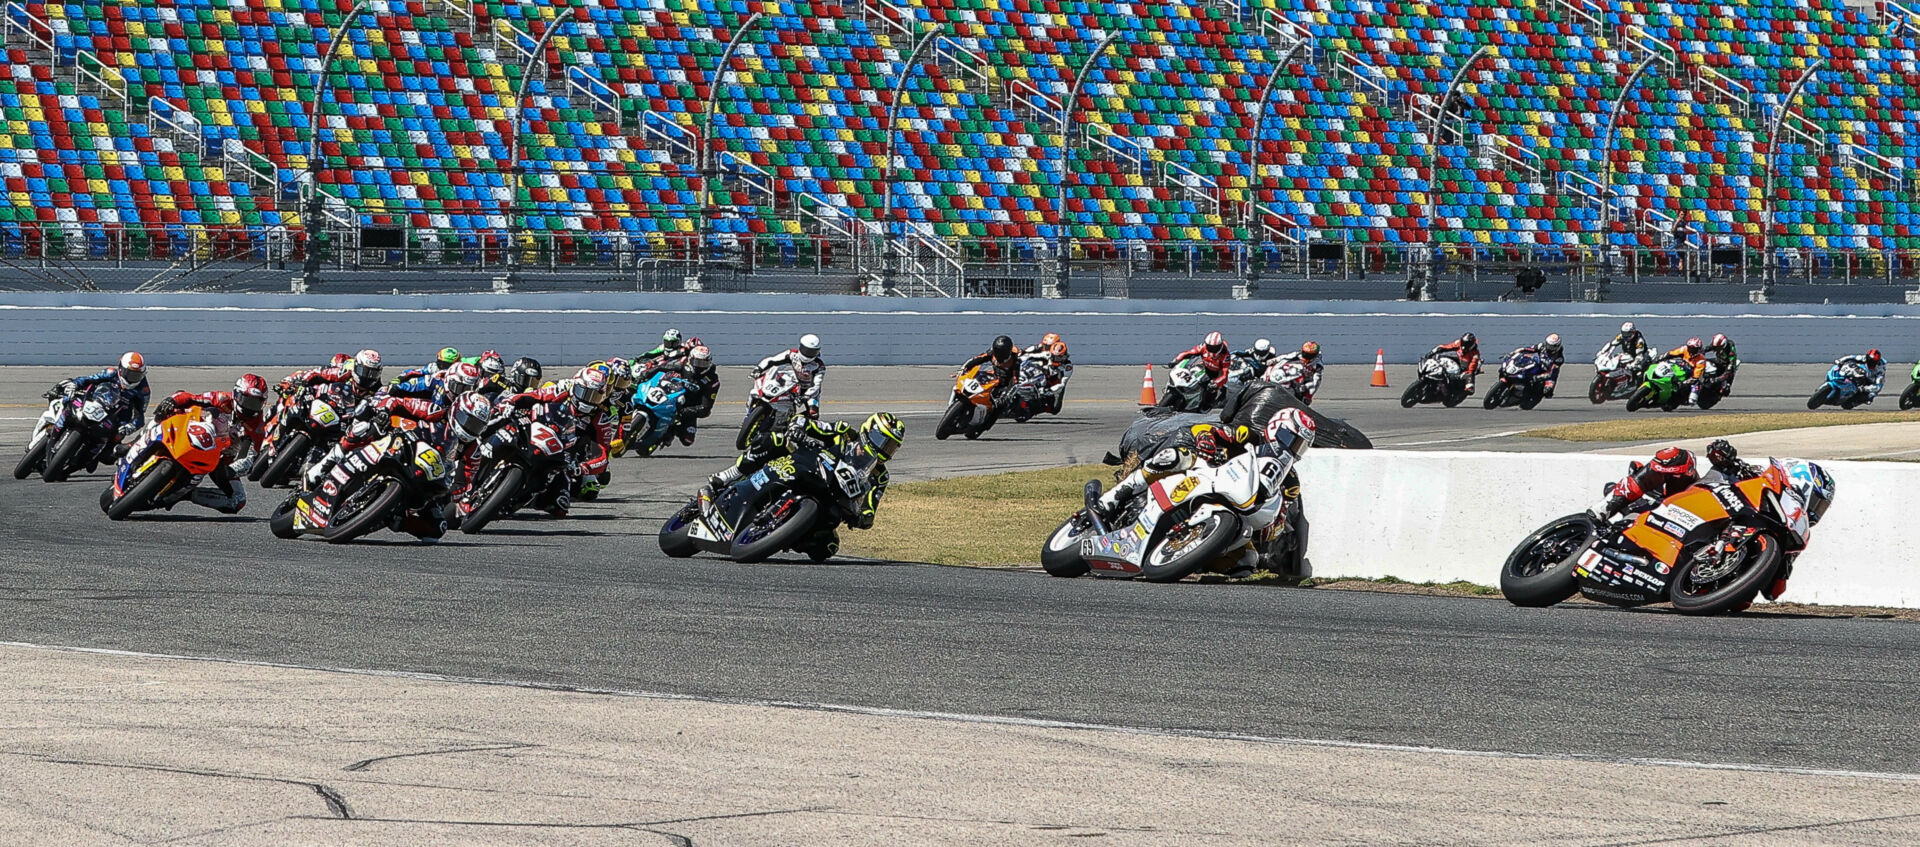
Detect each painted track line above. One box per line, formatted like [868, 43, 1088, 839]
[7, 639, 1917, 785]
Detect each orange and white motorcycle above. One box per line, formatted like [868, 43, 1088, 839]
[101, 405, 234, 520]
[934, 363, 1001, 440]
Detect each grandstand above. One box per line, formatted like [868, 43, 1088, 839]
[1, 0, 1918, 300]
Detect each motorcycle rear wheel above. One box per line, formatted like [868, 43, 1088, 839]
[730, 495, 820, 563]
[1139, 512, 1242, 583]
[42, 429, 85, 483]
[12, 437, 46, 480]
[1670, 534, 1782, 616]
[1040, 511, 1095, 577]
[1441, 386, 1465, 408]
[1500, 513, 1596, 607]
[1660, 391, 1684, 412]
[657, 503, 700, 558]
[460, 464, 525, 535]
[1696, 384, 1724, 410]
[1901, 382, 1920, 411]
[323, 476, 405, 543]
[1519, 387, 1544, 410]
[105, 460, 179, 521]
[257, 432, 310, 489]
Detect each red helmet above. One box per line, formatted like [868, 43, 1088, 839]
[330, 353, 352, 368]
[1650, 447, 1696, 477]
[1685, 337, 1702, 354]
[1709, 333, 1728, 349]
[1868, 348, 1883, 365]
[1204, 331, 1225, 351]
[207, 391, 236, 415]
[233, 373, 268, 415]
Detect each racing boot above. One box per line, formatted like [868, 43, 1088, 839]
[677, 422, 697, 447]
[187, 478, 248, 514]
[703, 464, 743, 498]
[1688, 384, 1701, 406]
[1226, 546, 1258, 580]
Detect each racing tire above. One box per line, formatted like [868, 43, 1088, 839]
[729, 495, 820, 564]
[322, 476, 405, 543]
[934, 399, 969, 440]
[1482, 384, 1504, 410]
[1500, 513, 1597, 607]
[268, 495, 301, 539]
[735, 404, 771, 451]
[105, 460, 180, 521]
[1587, 376, 1609, 405]
[1901, 382, 1920, 411]
[1670, 533, 1783, 616]
[1398, 382, 1422, 408]
[1519, 388, 1544, 411]
[657, 503, 700, 558]
[1625, 386, 1651, 412]
[1696, 385, 1724, 410]
[460, 464, 525, 535]
[12, 438, 47, 480]
[1660, 392, 1684, 413]
[1040, 511, 1096, 578]
[1806, 386, 1831, 410]
[1138, 511, 1241, 583]
[1441, 387, 1466, 408]
[42, 429, 85, 483]
[257, 432, 310, 490]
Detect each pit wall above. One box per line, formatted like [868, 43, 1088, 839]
[5, 292, 1920, 366]
[1296, 450, 1914, 609]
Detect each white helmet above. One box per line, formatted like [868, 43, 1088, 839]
[688, 344, 714, 372]
[796, 334, 821, 362]
[1264, 408, 1317, 460]
[1253, 338, 1272, 354]
[1620, 321, 1636, 333]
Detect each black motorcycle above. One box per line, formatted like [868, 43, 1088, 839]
[269, 417, 451, 543]
[658, 440, 870, 563]
[457, 404, 579, 534]
[252, 383, 351, 489]
[1399, 354, 1470, 408]
[16, 382, 127, 482]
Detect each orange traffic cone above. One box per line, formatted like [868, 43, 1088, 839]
[1138, 364, 1158, 405]
[1370, 349, 1389, 387]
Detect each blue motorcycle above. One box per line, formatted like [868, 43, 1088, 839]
[623, 370, 692, 457]
[1483, 352, 1551, 410]
[1807, 361, 1877, 410]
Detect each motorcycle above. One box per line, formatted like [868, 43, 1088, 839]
[1157, 358, 1218, 412]
[1807, 361, 1878, 410]
[622, 370, 692, 458]
[1041, 445, 1297, 582]
[1692, 359, 1732, 410]
[456, 403, 579, 534]
[15, 382, 126, 482]
[1399, 354, 1469, 408]
[1588, 344, 1650, 405]
[1483, 352, 1551, 410]
[1263, 359, 1315, 405]
[268, 416, 451, 543]
[735, 363, 813, 450]
[1900, 363, 1920, 410]
[1625, 359, 1690, 412]
[1002, 357, 1057, 423]
[658, 439, 871, 563]
[1223, 353, 1266, 398]
[935, 363, 1001, 440]
[1501, 458, 1831, 615]
[101, 406, 232, 520]
[251, 384, 349, 489]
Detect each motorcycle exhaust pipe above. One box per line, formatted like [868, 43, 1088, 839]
[1083, 480, 1108, 535]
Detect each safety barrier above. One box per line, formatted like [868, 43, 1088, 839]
[1296, 450, 1918, 609]
[7, 292, 1920, 366]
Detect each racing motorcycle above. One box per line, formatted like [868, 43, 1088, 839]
[1807, 361, 1878, 409]
[1588, 343, 1651, 405]
[1399, 354, 1469, 408]
[456, 403, 579, 533]
[935, 363, 1001, 440]
[15, 382, 126, 482]
[1500, 458, 1832, 615]
[1624, 358, 1690, 412]
[658, 439, 872, 563]
[268, 416, 451, 543]
[1224, 353, 1267, 398]
[1263, 359, 1315, 405]
[736, 363, 813, 450]
[621, 369, 691, 458]
[252, 384, 349, 489]
[1692, 359, 1732, 410]
[100, 405, 232, 520]
[1157, 358, 1218, 412]
[1483, 352, 1551, 410]
[1900, 363, 1920, 410]
[1041, 444, 1298, 582]
[1002, 357, 1057, 422]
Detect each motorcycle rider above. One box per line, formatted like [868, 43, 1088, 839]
[145, 389, 250, 513]
[227, 374, 272, 476]
[703, 412, 906, 553]
[1831, 348, 1888, 403]
[1427, 332, 1482, 394]
[392, 347, 463, 384]
[1507, 334, 1565, 398]
[638, 328, 689, 370]
[497, 369, 617, 509]
[282, 349, 385, 405]
[653, 345, 721, 446]
[57, 352, 152, 451]
[443, 392, 500, 523]
[300, 391, 447, 490]
[1593, 439, 1759, 520]
[1705, 333, 1741, 397]
[1023, 332, 1064, 357]
[754, 333, 826, 415]
[1098, 418, 1259, 518]
[1239, 339, 1280, 375]
[1610, 321, 1652, 362]
[1168, 332, 1234, 405]
[1270, 341, 1325, 404]
[1655, 337, 1709, 405]
[390, 360, 483, 406]
[503, 356, 543, 395]
[960, 335, 1022, 417]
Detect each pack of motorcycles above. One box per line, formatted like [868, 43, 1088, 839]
[16, 349, 1841, 615]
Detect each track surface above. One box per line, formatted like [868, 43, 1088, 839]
[4, 363, 1916, 775]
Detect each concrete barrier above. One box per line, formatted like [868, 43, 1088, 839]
[1296, 450, 1917, 609]
[6, 291, 1920, 366]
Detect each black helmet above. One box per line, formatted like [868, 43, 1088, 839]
[1459, 332, 1477, 348]
[506, 356, 543, 392]
[991, 335, 1015, 358]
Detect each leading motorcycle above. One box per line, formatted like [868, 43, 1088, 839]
[1807, 361, 1878, 410]
[101, 405, 232, 520]
[16, 382, 126, 482]
[935, 363, 1001, 440]
[1157, 358, 1219, 412]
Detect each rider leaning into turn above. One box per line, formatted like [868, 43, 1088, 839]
[1508, 334, 1565, 397]
[961, 335, 1022, 411]
[1610, 321, 1653, 361]
[652, 345, 721, 446]
[1834, 348, 1888, 400]
[754, 333, 827, 413]
[1271, 341, 1325, 403]
[637, 328, 689, 369]
[1169, 332, 1234, 396]
[283, 349, 385, 407]
[704, 412, 906, 550]
[1428, 332, 1483, 393]
[59, 351, 152, 440]
[1594, 439, 1757, 520]
[148, 388, 256, 513]
[1239, 338, 1280, 374]
[496, 369, 619, 515]
[1705, 334, 1740, 394]
[392, 347, 463, 384]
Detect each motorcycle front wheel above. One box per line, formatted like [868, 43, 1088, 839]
[105, 459, 181, 521]
[12, 437, 47, 480]
[1500, 513, 1597, 607]
[1901, 382, 1920, 411]
[1482, 384, 1505, 410]
[1398, 382, 1423, 408]
[730, 495, 820, 563]
[257, 431, 310, 489]
[1806, 386, 1831, 410]
[1138, 511, 1242, 583]
[735, 404, 771, 451]
[322, 476, 406, 543]
[1040, 510, 1096, 577]
[1625, 385, 1651, 412]
[1670, 533, 1782, 616]
[1587, 376, 1609, 405]
[460, 464, 525, 535]
[269, 494, 301, 539]
[41, 429, 86, 483]
[934, 399, 969, 440]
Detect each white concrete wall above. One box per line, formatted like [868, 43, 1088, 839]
[1295, 450, 1919, 609]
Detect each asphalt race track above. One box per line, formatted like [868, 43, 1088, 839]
[3, 363, 1917, 776]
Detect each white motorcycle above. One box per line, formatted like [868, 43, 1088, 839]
[1156, 358, 1218, 412]
[735, 364, 814, 450]
[1588, 343, 1651, 405]
[1041, 443, 1300, 582]
[1399, 354, 1469, 408]
[1263, 359, 1315, 404]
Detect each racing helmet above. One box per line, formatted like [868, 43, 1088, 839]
[796, 333, 822, 362]
[118, 352, 147, 387]
[506, 356, 542, 392]
[571, 368, 609, 410]
[1264, 407, 1317, 460]
[352, 349, 383, 388]
[1041, 332, 1062, 348]
[478, 350, 505, 378]
[207, 391, 236, 415]
[661, 328, 684, 349]
[1458, 332, 1477, 349]
[1253, 338, 1273, 354]
[1650, 447, 1696, 478]
[1709, 333, 1729, 351]
[1620, 321, 1636, 334]
[991, 335, 1015, 359]
[605, 357, 635, 391]
[859, 412, 906, 461]
[451, 393, 493, 442]
[330, 353, 352, 368]
[1204, 331, 1226, 352]
[1685, 337, 1703, 355]
[233, 374, 269, 415]
[435, 347, 461, 368]
[1801, 462, 1836, 526]
[444, 361, 483, 395]
[1048, 341, 1069, 364]
[1542, 333, 1562, 357]
[1300, 340, 1321, 360]
[689, 345, 715, 372]
[1868, 348, 1884, 366]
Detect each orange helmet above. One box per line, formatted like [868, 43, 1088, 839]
[1048, 341, 1069, 362]
[1041, 332, 1061, 347]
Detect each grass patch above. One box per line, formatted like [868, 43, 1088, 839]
[1524, 411, 1920, 443]
[845, 465, 1101, 566]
